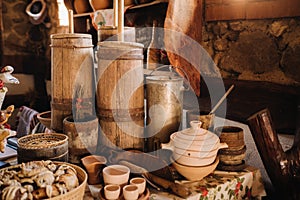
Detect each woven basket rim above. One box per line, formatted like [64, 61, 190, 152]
[17, 133, 68, 149]
[0, 161, 87, 200]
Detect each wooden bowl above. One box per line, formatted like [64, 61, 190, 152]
[74, 0, 93, 13]
[171, 157, 219, 181]
[37, 110, 51, 129]
[89, 0, 112, 11]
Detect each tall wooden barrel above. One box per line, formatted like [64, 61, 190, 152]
[50, 33, 95, 132]
[96, 41, 145, 150]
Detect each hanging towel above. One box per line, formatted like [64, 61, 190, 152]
[16, 106, 39, 138]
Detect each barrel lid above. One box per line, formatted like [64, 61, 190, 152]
[146, 75, 183, 82]
[98, 41, 144, 49]
[99, 25, 117, 30]
[51, 33, 92, 39]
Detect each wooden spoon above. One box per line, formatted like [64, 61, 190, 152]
[209, 84, 235, 114]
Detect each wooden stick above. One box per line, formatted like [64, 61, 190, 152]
[117, 0, 124, 41]
[113, 0, 118, 27]
[68, 9, 74, 33]
[209, 84, 234, 114]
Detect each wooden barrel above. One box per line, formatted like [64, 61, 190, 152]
[63, 116, 99, 164]
[17, 133, 68, 163]
[96, 41, 145, 150]
[50, 33, 95, 132]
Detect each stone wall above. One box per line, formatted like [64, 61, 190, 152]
[2, 0, 300, 88]
[202, 17, 300, 85]
[2, 0, 61, 59]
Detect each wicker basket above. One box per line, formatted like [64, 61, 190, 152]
[49, 162, 87, 200]
[18, 133, 68, 149]
[17, 133, 69, 163]
[0, 161, 87, 200]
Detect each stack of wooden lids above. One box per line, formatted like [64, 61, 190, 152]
[215, 126, 246, 171]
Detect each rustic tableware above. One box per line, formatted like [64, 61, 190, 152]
[37, 110, 51, 129]
[81, 155, 107, 185]
[104, 184, 121, 200]
[173, 143, 228, 158]
[103, 165, 130, 186]
[74, 0, 93, 13]
[130, 177, 146, 195]
[171, 157, 219, 181]
[89, 0, 112, 11]
[161, 121, 228, 166]
[215, 126, 245, 150]
[172, 152, 217, 167]
[123, 185, 139, 200]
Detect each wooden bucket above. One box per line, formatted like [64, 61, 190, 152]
[98, 26, 136, 42]
[96, 41, 145, 150]
[17, 133, 69, 163]
[50, 33, 95, 132]
[63, 116, 99, 164]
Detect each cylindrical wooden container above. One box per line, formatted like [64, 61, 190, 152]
[96, 41, 145, 150]
[146, 75, 184, 152]
[98, 26, 136, 42]
[50, 33, 95, 132]
[63, 116, 99, 164]
[17, 133, 69, 163]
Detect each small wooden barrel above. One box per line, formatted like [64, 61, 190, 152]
[215, 126, 245, 150]
[17, 133, 68, 163]
[50, 33, 95, 132]
[98, 26, 136, 42]
[96, 41, 145, 150]
[63, 116, 99, 164]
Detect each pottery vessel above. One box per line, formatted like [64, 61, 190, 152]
[171, 157, 219, 181]
[81, 155, 107, 185]
[162, 121, 227, 166]
[103, 165, 130, 186]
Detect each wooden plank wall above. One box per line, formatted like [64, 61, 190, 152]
[206, 0, 300, 21]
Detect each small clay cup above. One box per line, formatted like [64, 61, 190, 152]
[123, 185, 139, 200]
[81, 155, 107, 185]
[104, 184, 121, 200]
[130, 177, 146, 195]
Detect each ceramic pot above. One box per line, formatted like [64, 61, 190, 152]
[74, 0, 93, 13]
[162, 121, 227, 151]
[81, 155, 107, 185]
[171, 157, 219, 181]
[89, 0, 112, 11]
[102, 165, 130, 186]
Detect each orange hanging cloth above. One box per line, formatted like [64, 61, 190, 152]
[164, 0, 202, 96]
